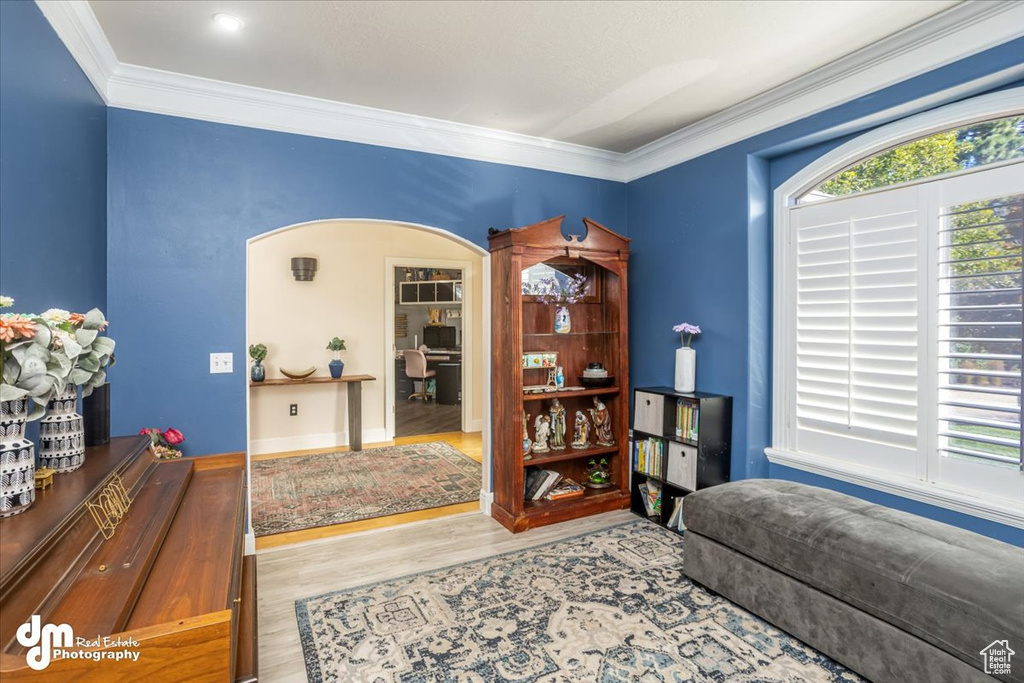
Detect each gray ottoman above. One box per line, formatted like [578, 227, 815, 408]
[683, 479, 1023, 683]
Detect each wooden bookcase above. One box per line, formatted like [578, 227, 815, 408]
[489, 216, 631, 532]
[630, 387, 732, 533]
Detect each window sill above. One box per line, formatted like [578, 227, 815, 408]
[764, 447, 1024, 529]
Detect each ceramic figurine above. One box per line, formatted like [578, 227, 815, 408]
[589, 396, 615, 447]
[549, 399, 566, 450]
[571, 410, 591, 449]
[522, 410, 532, 458]
[555, 366, 565, 389]
[533, 415, 551, 454]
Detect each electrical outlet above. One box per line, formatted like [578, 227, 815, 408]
[209, 352, 233, 374]
[289, 404, 298, 416]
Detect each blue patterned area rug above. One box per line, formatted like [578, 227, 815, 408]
[294, 521, 862, 682]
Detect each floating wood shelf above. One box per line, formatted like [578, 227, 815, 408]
[250, 374, 375, 388]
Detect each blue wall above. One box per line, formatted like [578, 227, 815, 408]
[627, 38, 1024, 543]
[107, 110, 626, 455]
[0, 0, 106, 314]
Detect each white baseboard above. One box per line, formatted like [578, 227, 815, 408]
[244, 532, 256, 556]
[250, 428, 389, 455]
[479, 490, 493, 516]
[467, 418, 483, 433]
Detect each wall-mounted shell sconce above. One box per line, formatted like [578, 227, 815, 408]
[291, 257, 318, 281]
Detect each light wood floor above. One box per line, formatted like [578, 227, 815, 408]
[257, 509, 636, 682]
[253, 431, 483, 551]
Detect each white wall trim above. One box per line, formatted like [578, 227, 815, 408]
[37, 0, 1024, 182]
[766, 448, 1024, 529]
[479, 490, 494, 516]
[384, 255, 478, 440]
[249, 428, 389, 457]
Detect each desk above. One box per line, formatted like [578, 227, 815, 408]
[396, 354, 462, 405]
[250, 374, 376, 451]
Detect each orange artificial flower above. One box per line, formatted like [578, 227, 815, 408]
[0, 315, 37, 344]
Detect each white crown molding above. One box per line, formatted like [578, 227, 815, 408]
[105, 63, 629, 181]
[35, 0, 1024, 183]
[35, 0, 115, 101]
[623, 0, 1024, 180]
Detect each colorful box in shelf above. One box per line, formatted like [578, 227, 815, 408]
[522, 352, 558, 369]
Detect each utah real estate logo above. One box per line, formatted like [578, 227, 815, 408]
[980, 640, 1015, 676]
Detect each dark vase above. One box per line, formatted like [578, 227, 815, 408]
[329, 360, 344, 379]
[82, 382, 110, 447]
[251, 361, 265, 382]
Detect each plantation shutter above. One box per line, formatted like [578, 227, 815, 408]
[790, 185, 922, 476]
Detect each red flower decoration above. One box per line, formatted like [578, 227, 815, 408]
[163, 428, 185, 446]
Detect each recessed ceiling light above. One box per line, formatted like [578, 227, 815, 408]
[213, 13, 244, 32]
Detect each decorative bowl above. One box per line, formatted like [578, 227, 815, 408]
[578, 375, 614, 388]
[280, 367, 316, 380]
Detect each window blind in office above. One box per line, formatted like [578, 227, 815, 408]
[790, 185, 922, 476]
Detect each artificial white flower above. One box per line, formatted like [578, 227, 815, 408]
[41, 308, 71, 324]
[0, 296, 13, 308]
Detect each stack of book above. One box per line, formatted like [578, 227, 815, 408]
[633, 437, 664, 477]
[545, 478, 585, 501]
[639, 480, 662, 516]
[676, 400, 699, 441]
[666, 496, 687, 532]
[524, 467, 561, 501]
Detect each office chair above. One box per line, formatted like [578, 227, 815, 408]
[403, 349, 436, 401]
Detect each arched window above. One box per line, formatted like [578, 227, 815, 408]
[799, 115, 1024, 204]
[770, 90, 1024, 524]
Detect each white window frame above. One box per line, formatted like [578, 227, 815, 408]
[769, 87, 1024, 529]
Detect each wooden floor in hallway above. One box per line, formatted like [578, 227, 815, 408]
[252, 431, 483, 551]
[256, 508, 636, 682]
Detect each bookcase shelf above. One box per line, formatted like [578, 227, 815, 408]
[522, 387, 619, 402]
[523, 331, 618, 337]
[523, 487, 621, 510]
[525, 444, 619, 466]
[489, 216, 632, 533]
[631, 387, 732, 533]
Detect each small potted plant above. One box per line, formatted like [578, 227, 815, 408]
[249, 343, 267, 382]
[326, 337, 346, 378]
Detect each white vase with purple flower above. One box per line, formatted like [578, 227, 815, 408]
[532, 272, 589, 334]
[673, 322, 701, 393]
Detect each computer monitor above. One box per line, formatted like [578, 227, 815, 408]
[424, 326, 456, 349]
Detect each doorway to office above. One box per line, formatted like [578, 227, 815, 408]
[385, 257, 478, 439]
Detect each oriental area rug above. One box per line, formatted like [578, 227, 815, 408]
[250, 441, 481, 537]
[295, 521, 862, 683]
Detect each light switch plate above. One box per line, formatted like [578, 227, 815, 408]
[210, 352, 233, 374]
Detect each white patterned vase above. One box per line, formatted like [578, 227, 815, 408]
[38, 386, 85, 473]
[554, 306, 571, 334]
[0, 397, 36, 517]
[674, 347, 696, 394]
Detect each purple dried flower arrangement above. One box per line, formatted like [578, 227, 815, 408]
[529, 273, 590, 305]
[673, 322, 701, 347]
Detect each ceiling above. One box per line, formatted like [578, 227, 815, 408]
[88, 0, 958, 153]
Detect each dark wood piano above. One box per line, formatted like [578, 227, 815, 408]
[0, 436, 257, 682]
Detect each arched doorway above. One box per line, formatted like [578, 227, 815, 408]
[243, 219, 492, 552]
